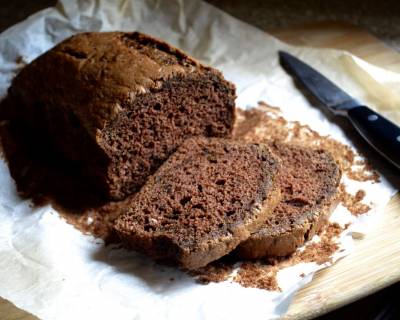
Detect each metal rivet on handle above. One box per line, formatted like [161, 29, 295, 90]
[368, 114, 378, 121]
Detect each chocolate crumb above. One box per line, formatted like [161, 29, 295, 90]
[257, 101, 281, 112]
[338, 184, 370, 216]
[355, 190, 366, 201]
[233, 103, 380, 184]
[272, 223, 342, 269]
[234, 262, 280, 291]
[15, 56, 25, 65]
[189, 260, 235, 284]
[56, 199, 128, 243]
[294, 240, 338, 265]
[233, 103, 377, 217]
[292, 223, 342, 265]
[189, 222, 344, 291]
[0, 100, 375, 291]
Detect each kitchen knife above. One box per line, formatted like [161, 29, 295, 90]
[279, 50, 400, 169]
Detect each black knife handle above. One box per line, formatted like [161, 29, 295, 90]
[347, 106, 400, 169]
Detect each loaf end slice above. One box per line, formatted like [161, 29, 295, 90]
[3, 31, 236, 200]
[235, 142, 341, 259]
[114, 137, 281, 269]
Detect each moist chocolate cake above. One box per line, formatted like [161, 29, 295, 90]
[235, 142, 341, 259]
[115, 137, 281, 270]
[2, 32, 236, 200]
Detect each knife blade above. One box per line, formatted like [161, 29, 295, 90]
[279, 50, 400, 170]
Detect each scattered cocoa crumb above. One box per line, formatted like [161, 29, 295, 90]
[56, 199, 128, 243]
[15, 56, 25, 65]
[233, 103, 380, 184]
[192, 222, 343, 291]
[234, 102, 378, 218]
[189, 261, 235, 284]
[355, 190, 366, 201]
[347, 165, 380, 182]
[0, 100, 375, 292]
[234, 262, 280, 291]
[295, 241, 338, 265]
[257, 101, 281, 112]
[300, 273, 305, 278]
[280, 223, 342, 266]
[190, 222, 343, 290]
[325, 222, 344, 238]
[338, 184, 370, 216]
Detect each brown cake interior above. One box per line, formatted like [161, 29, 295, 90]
[266, 142, 340, 234]
[115, 138, 281, 269]
[236, 141, 341, 259]
[1, 32, 236, 202]
[99, 72, 235, 199]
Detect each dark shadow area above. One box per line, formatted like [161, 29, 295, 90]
[0, 114, 129, 244]
[317, 281, 400, 320]
[90, 238, 250, 296]
[0, 0, 56, 33]
[90, 242, 199, 294]
[0, 119, 108, 211]
[207, 0, 400, 52]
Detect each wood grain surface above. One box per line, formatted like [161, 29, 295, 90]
[269, 21, 400, 74]
[269, 21, 400, 319]
[1, 22, 400, 320]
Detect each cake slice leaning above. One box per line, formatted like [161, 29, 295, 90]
[235, 142, 341, 259]
[114, 137, 281, 270]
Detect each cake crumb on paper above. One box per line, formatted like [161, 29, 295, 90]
[0, 102, 375, 291]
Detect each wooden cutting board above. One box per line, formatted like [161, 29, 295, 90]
[1, 22, 400, 320]
[269, 21, 400, 319]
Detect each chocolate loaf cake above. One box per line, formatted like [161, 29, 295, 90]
[3, 32, 236, 200]
[115, 137, 281, 270]
[236, 142, 341, 259]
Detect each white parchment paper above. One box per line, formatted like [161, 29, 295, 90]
[0, 1, 399, 319]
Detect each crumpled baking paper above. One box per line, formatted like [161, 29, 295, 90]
[0, 0, 398, 319]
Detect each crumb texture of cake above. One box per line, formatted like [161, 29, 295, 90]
[115, 137, 281, 270]
[236, 141, 341, 259]
[2, 31, 236, 200]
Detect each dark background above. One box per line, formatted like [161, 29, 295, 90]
[1, 0, 400, 51]
[0, 0, 399, 319]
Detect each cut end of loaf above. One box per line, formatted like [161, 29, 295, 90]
[4, 31, 236, 201]
[99, 71, 236, 200]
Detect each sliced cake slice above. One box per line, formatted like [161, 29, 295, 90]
[235, 142, 341, 259]
[114, 137, 281, 269]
